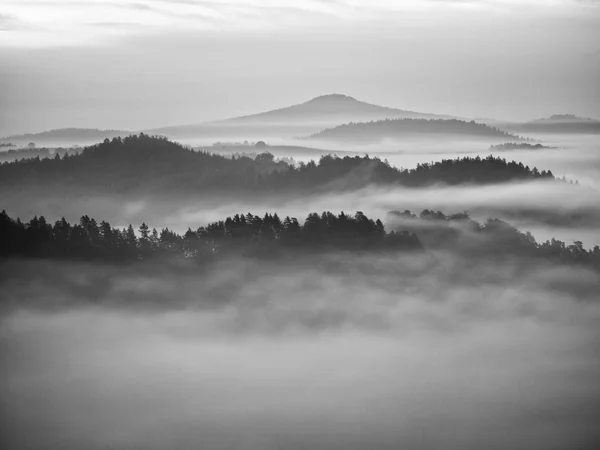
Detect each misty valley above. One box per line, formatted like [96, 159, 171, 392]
[2, 121, 600, 450]
[2, 61, 600, 450]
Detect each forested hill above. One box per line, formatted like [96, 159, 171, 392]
[0, 134, 567, 197]
[0, 134, 288, 194]
[306, 118, 524, 143]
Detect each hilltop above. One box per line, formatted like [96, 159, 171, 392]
[222, 94, 452, 124]
[305, 118, 524, 144]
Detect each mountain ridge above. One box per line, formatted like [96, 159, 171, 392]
[147, 94, 457, 140]
[0, 128, 133, 147]
[530, 114, 599, 124]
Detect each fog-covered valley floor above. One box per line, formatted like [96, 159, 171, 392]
[2, 254, 600, 450]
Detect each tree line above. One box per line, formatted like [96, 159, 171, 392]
[273, 153, 558, 189]
[489, 142, 555, 151]
[1, 208, 598, 269]
[0, 210, 422, 262]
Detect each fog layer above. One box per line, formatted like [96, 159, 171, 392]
[1, 255, 599, 450]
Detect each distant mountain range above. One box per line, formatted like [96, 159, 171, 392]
[0, 128, 133, 147]
[148, 94, 456, 141]
[0, 95, 457, 146]
[305, 118, 523, 144]
[3, 96, 599, 148]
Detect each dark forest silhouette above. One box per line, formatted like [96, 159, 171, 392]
[0, 210, 421, 261]
[306, 118, 525, 142]
[0, 134, 570, 198]
[273, 153, 558, 189]
[0, 134, 286, 194]
[1, 209, 598, 269]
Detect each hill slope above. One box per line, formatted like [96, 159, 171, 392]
[305, 118, 524, 143]
[223, 94, 452, 124]
[0, 134, 287, 195]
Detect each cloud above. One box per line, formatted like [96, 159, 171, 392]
[1, 0, 596, 47]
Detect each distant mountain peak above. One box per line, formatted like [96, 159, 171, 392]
[148, 93, 457, 137]
[305, 94, 358, 103]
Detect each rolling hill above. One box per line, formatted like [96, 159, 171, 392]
[496, 114, 600, 135]
[520, 115, 600, 134]
[0, 128, 133, 148]
[0, 134, 561, 198]
[305, 118, 524, 144]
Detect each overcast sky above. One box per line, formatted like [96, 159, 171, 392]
[1, 0, 599, 135]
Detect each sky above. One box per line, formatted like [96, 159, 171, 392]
[1, 0, 600, 135]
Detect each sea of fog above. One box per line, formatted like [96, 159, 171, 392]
[1, 256, 599, 450]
